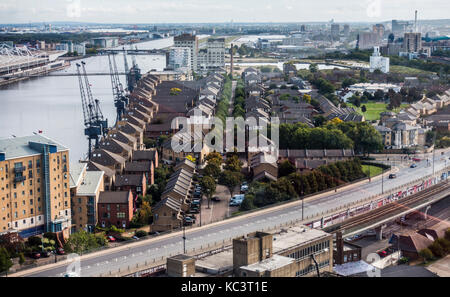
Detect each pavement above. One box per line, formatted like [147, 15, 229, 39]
[426, 255, 450, 277]
[11, 149, 450, 277]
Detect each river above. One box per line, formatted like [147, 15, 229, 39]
[0, 37, 173, 162]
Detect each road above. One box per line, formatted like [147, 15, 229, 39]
[15, 150, 450, 277]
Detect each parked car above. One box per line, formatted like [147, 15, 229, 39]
[64, 272, 80, 277]
[389, 174, 397, 179]
[412, 158, 421, 162]
[410, 163, 417, 168]
[31, 252, 41, 259]
[107, 236, 116, 242]
[377, 250, 388, 258]
[211, 196, 220, 202]
[56, 248, 65, 255]
[132, 236, 140, 240]
[41, 251, 52, 258]
[149, 231, 160, 236]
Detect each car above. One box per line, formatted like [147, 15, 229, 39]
[410, 163, 417, 168]
[132, 236, 139, 240]
[412, 158, 421, 162]
[149, 231, 160, 236]
[211, 196, 220, 202]
[31, 252, 41, 259]
[377, 250, 388, 258]
[64, 272, 80, 277]
[56, 248, 65, 255]
[389, 174, 397, 179]
[41, 251, 52, 258]
[107, 236, 116, 242]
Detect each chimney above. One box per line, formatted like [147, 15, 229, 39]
[415, 10, 418, 33]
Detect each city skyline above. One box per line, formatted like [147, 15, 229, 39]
[1, 0, 449, 24]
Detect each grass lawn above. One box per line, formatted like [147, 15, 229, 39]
[347, 102, 409, 121]
[390, 65, 434, 75]
[362, 164, 383, 178]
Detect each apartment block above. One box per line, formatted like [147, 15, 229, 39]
[0, 135, 71, 237]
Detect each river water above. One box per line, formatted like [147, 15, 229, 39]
[0, 37, 173, 162]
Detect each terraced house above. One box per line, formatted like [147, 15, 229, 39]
[0, 135, 71, 238]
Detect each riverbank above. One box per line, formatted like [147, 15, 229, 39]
[0, 61, 70, 87]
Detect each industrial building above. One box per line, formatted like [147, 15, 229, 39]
[0, 134, 72, 238]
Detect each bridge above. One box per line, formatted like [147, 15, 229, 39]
[98, 49, 167, 55]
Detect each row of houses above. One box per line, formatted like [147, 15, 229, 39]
[152, 159, 196, 232]
[70, 73, 162, 232]
[376, 88, 450, 149]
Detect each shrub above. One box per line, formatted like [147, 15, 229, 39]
[27, 236, 42, 247]
[135, 230, 148, 238]
[398, 257, 409, 265]
[18, 253, 25, 265]
[429, 241, 445, 258]
[419, 248, 434, 262]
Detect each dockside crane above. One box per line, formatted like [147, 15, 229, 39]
[108, 53, 128, 123]
[122, 47, 131, 93]
[125, 44, 142, 93]
[80, 61, 108, 136]
[76, 63, 102, 159]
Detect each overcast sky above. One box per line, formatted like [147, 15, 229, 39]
[1, 0, 449, 24]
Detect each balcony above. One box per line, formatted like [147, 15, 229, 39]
[14, 175, 26, 183]
[14, 166, 26, 173]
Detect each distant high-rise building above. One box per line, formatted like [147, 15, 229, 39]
[373, 24, 385, 38]
[168, 47, 192, 75]
[343, 24, 350, 36]
[331, 24, 340, 37]
[197, 38, 225, 73]
[357, 32, 380, 50]
[300, 25, 306, 32]
[403, 32, 422, 53]
[174, 34, 199, 72]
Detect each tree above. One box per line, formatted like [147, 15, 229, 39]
[361, 105, 367, 113]
[18, 252, 25, 266]
[206, 152, 223, 164]
[219, 170, 243, 198]
[302, 94, 312, 104]
[429, 240, 445, 258]
[279, 160, 296, 177]
[0, 247, 12, 274]
[419, 248, 434, 262]
[200, 176, 217, 209]
[309, 63, 319, 73]
[64, 230, 102, 255]
[224, 155, 242, 173]
[240, 194, 255, 211]
[136, 201, 152, 225]
[204, 162, 221, 179]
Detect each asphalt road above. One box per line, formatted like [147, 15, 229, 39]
[18, 150, 450, 277]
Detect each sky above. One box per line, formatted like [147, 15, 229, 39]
[0, 0, 449, 24]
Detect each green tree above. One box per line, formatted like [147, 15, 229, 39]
[0, 247, 12, 273]
[279, 160, 296, 177]
[419, 248, 434, 262]
[200, 176, 217, 209]
[64, 230, 101, 254]
[361, 105, 367, 113]
[224, 155, 242, 173]
[240, 194, 255, 211]
[309, 63, 319, 73]
[429, 240, 445, 258]
[219, 170, 243, 198]
[18, 252, 25, 265]
[204, 162, 222, 179]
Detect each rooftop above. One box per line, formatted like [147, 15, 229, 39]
[76, 171, 104, 196]
[0, 134, 68, 161]
[240, 254, 295, 272]
[272, 225, 331, 253]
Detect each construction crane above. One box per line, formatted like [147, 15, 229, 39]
[126, 44, 142, 93]
[80, 61, 108, 136]
[122, 47, 131, 93]
[76, 63, 102, 159]
[108, 53, 128, 123]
